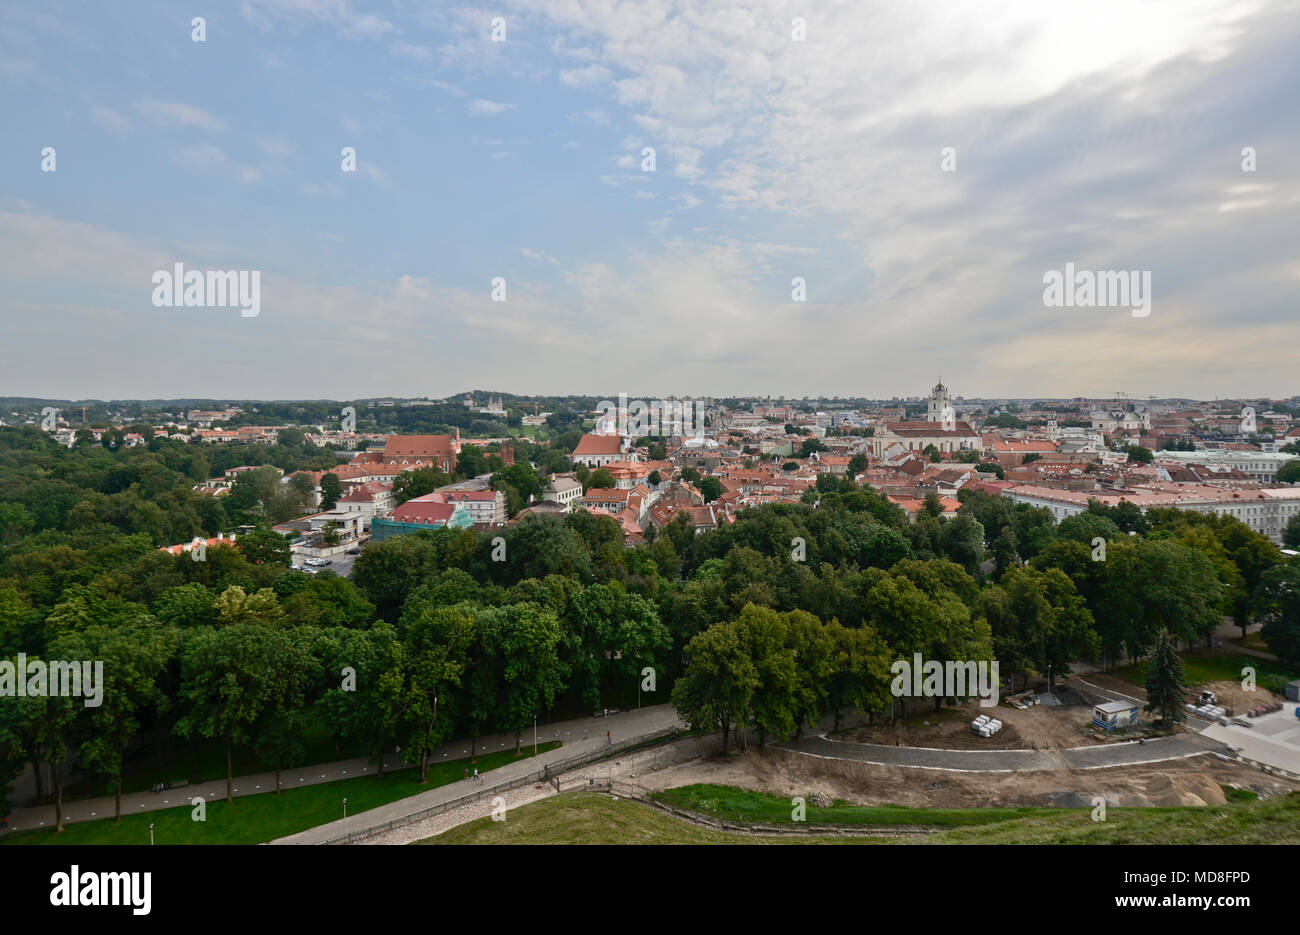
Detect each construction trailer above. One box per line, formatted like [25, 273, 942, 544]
[1093, 700, 1140, 731]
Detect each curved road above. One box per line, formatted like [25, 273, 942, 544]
[775, 731, 1226, 772]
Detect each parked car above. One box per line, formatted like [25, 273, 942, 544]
[345, 548, 361, 555]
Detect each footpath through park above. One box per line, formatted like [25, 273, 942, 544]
[1, 703, 683, 838]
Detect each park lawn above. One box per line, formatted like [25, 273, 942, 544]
[2, 742, 560, 846]
[1113, 652, 1298, 689]
[420, 791, 874, 845]
[652, 784, 1072, 828]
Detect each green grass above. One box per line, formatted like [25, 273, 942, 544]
[421, 786, 1300, 845]
[1230, 633, 1271, 653]
[1113, 651, 1298, 689]
[420, 791, 874, 845]
[2, 742, 559, 846]
[652, 783, 1071, 828]
[922, 792, 1300, 844]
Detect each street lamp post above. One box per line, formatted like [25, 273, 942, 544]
[343, 797, 348, 841]
[149, 822, 154, 846]
[533, 714, 537, 757]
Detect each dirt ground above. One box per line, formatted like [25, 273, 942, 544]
[1196, 680, 1283, 716]
[831, 702, 1098, 751]
[630, 742, 1299, 810]
[369, 730, 1298, 842]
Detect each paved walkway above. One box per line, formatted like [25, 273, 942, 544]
[0, 703, 681, 836]
[776, 730, 1225, 772]
[1200, 702, 1300, 774]
[271, 706, 684, 844]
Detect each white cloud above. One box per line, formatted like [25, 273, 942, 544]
[132, 99, 224, 132]
[239, 0, 394, 38]
[92, 106, 129, 133]
[468, 99, 515, 116]
[391, 40, 433, 61]
[559, 64, 612, 89]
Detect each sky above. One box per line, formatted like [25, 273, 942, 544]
[1, 0, 1298, 402]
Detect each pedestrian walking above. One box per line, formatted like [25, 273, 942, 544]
[606, 730, 612, 747]
[464, 767, 469, 781]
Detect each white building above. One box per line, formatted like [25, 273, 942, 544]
[1001, 483, 1300, 544]
[1157, 450, 1298, 483]
[543, 473, 584, 512]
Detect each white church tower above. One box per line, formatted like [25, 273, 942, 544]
[926, 380, 952, 423]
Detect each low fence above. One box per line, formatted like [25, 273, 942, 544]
[593, 780, 933, 838]
[1213, 751, 1300, 783]
[317, 725, 680, 844]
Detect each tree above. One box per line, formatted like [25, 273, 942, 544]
[487, 603, 565, 753]
[585, 468, 616, 491]
[392, 603, 474, 782]
[55, 622, 174, 820]
[456, 445, 488, 478]
[320, 473, 342, 510]
[699, 476, 723, 502]
[671, 619, 759, 753]
[252, 628, 321, 793]
[392, 467, 452, 505]
[321, 521, 341, 547]
[237, 528, 291, 567]
[1277, 459, 1300, 484]
[1256, 560, 1300, 665]
[799, 438, 825, 459]
[647, 470, 662, 487]
[175, 624, 281, 802]
[939, 513, 985, 575]
[314, 623, 402, 775]
[1021, 452, 1042, 464]
[922, 492, 943, 517]
[1127, 446, 1154, 464]
[991, 526, 1020, 579]
[0, 664, 80, 831]
[1143, 631, 1185, 729]
[1283, 514, 1300, 549]
[980, 566, 1098, 693]
[848, 453, 869, 476]
[824, 620, 892, 731]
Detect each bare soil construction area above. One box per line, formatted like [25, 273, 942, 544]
[831, 698, 1107, 750]
[631, 743, 1299, 810]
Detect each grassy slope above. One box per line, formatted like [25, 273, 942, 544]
[423, 785, 1300, 845]
[2, 742, 559, 846]
[1113, 652, 1298, 689]
[652, 783, 1074, 828]
[421, 791, 873, 845]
